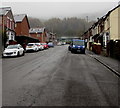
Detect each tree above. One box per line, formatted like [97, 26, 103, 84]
[28, 17, 95, 37]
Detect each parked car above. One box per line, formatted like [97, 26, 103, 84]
[61, 42, 66, 45]
[2, 44, 25, 57]
[57, 42, 62, 46]
[48, 42, 54, 48]
[41, 43, 48, 49]
[68, 39, 85, 54]
[26, 43, 39, 52]
[35, 43, 44, 50]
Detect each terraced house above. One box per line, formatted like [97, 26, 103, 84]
[103, 4, 120, 45]
[0, 7, 15, 50]
[82, 4, 120, 59]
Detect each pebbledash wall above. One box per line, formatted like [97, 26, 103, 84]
[118, 6, 120, 40]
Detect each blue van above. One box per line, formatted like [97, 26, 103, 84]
[68, 39, 85, 54]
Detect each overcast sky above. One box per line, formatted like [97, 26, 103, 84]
[1, 1, 119, 20]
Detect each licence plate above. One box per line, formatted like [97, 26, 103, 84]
[77, 50, 81, 52]
[29, 46, 32, 48]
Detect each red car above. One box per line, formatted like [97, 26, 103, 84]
[41, 43, 48, 49]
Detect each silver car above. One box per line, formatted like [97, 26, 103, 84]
[26, 43, 39, 52]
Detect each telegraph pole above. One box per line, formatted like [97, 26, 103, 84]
[86, 16, 88, 23]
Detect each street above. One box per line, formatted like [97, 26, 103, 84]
[2, 45, 118, 106]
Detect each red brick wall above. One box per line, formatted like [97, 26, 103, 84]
[15, 16, 29, 36]
[21, 17, 29, 36]
[15, 22, 21, 36]
[30, 33, 44, 42]
[0, 16, 2, 26]
[6, 11, 15, 31]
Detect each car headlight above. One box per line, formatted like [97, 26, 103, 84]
[82, 46, 85, 48]
[73, 45, 75, 47]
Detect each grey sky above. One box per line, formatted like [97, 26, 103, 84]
[2, 2, 119, 20]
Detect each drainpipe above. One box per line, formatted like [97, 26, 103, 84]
[2, 15, 4, 50]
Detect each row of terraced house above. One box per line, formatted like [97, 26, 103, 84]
[0, 7, 55, 52]
[82, 4, 120, 60]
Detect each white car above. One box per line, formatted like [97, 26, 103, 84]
[26, 43, 39, 52]
[57, 42, 62, 46]
[35, 43, 44, 50]
[3, 44, 25, 57]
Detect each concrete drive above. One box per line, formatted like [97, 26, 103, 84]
[2, 45, 118, 106]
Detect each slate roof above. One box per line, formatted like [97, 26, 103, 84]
[29, 28, 45, 34]
[0, 7, 11, 15]
[14, 14, 30, 29]
[14, 14, 26, 22]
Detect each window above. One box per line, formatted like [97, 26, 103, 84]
[11, 36, 13, 40]
[37, 34, 40, 37]
[15, 23, 17, 28]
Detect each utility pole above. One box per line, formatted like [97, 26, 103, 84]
[86, 16, 88, 23]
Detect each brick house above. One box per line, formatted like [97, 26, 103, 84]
[0, 7, 15, 49]
[14, 14, 30, 36]
[29, 27, 47, 42]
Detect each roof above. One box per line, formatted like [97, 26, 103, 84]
[102, 4, 120, 20]
[107, 4, 120, 16]
[82, 4, 120, 37]
[14, 14, 30, 29]
[0, 7, 11, 16]
[29, 28, 45, 34]
[14, 14, 26, 22]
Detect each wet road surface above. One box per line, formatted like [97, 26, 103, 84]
[2, 45, 118, 106]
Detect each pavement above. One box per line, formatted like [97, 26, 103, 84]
[86, 49, 120, 77]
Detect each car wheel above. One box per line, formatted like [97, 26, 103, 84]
[35, 48, 37, 52]
[68, 46, 70, 51]
[17, 51, 20, 57]
[82, 50, 85, 54]
[71, 50, 74, 53]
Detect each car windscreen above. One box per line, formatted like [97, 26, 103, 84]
[73, 41, 84, 46]
[41, 43, 46, 45]
[35, 43, 39, 45]
[27, 44, 34, 46]
[48, 43, 52, 44]
[7, 45, 19, 49]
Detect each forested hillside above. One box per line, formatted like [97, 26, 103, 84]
[28, 17, 95, 37]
